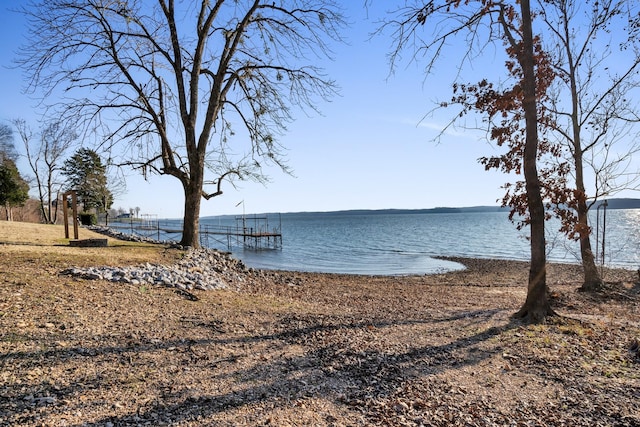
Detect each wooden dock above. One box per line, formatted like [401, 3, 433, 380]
[198, 219, 283, 250]
[105, 214, 282, 250]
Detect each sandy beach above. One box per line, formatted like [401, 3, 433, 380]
[1, 221, 639, 426]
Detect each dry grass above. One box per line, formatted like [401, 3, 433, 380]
[0, 220, 180, 267]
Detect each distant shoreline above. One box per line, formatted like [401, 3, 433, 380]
[201, 197, 640, 219]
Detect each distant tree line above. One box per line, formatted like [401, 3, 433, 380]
[0, 121, 116, 224]
[0, 124, 29, 220]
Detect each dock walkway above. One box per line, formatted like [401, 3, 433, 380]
[104, 214, 282, 250]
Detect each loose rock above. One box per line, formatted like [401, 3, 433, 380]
[60, 246, 251, 291]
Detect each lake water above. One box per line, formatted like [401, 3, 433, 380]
[113, 209, 640, 275]
[200, 209, 640, 275]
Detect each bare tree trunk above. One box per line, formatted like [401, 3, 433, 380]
[566, 28, 603, 291]
[180, 190, 201, 248]
[45, 176, 54, 224]
[180, 169, 203, 249]
[38, 201, 48, 223]
[35, 175, 50, 223]
[577, 197, 602, 291]
[514, 0, 554, 323]
[573, 137, 603, 291]
[52, 195, 59, 224]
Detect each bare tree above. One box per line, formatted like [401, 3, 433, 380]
[538, 0, 640, 291]
[18, 0, 345, 247]
[383, 1, 552, 322]
[0, 124, 17, 162]
[14, 119, 77, 224]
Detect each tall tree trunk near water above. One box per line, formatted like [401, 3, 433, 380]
[579, 236, 602, 291]
[181, 184, 202, 249]
[576, 192, 602, 291]
[563, 20, 603, 292]
[180, 164, 204, 248]
[570, 92, 603, 291]
[513, 0, 555, 323]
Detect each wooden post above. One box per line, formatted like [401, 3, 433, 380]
[62, 190, 79, 240]
[71, 192, 79, 239]
[62, 194, 69, 239]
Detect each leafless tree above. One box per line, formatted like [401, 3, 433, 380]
[14, 119, 78, 224]
[538, 0, 640, 291]
[18, 0, 345, 247]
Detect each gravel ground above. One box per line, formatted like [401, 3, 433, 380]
[1, 227, 639, 426]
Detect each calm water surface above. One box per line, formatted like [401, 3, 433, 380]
[115, 209, 640, 275]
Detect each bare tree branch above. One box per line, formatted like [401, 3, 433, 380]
[17, 0, 345, 247]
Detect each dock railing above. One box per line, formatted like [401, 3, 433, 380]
[98, 214, 282, 251]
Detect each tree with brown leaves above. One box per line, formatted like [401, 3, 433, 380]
[452, 1, 640, 292]
[384, 0, 553, 322]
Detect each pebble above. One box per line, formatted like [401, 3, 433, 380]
[24, 395, 56, 405]
[61, 226, 298, 292]
[60, 230, 251, 291]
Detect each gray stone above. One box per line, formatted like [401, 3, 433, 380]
[59, 230, 263, 294]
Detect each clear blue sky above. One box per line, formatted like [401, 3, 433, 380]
[1, 2, 631, 219]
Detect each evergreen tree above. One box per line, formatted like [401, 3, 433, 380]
[0, 158, 30, 220]
[0, 124, 17, 162]
[61, 148, 113, 212]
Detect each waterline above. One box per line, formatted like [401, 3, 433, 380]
[105, 209, 640, 275]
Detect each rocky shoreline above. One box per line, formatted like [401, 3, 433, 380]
[64, 226, 300, 295]
[60, 247, 247, 292]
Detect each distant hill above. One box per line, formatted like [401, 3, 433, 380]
[310, 198, 640, 215]
[313, 206, 509, 215]
[331, 199, 640, 215]
[202, 198, 640, 220]
[600, 198, 640, 209]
